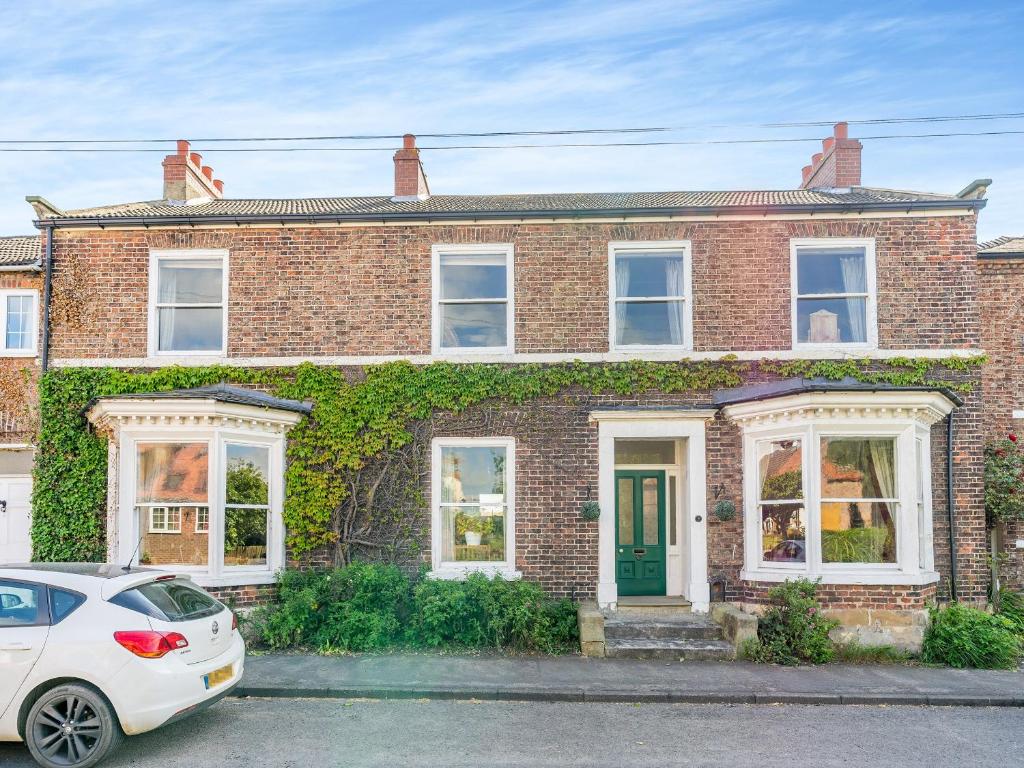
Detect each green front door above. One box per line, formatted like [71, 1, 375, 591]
[615, 470, 667, 596]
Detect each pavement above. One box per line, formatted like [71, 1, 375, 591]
[238, 652, 1024, 706]
[5, 698, 1023, 768]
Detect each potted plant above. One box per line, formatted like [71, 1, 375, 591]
[457, 514, 487, 546]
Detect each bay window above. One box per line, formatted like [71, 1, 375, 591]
[791, 238, 876, 349]
[724, 389, 954, 585]
[609, 241, 692, 350]
[431, 437, 517, 577]
[87, 385, 307, 588]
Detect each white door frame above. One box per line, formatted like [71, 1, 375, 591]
[591, 409, 715, 612]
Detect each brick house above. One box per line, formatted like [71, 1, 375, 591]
[17, 123, 996, 647]
[0, 236, 41, 564]
[978, 235, 1024, 591]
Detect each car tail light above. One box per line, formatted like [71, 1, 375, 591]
[114, 630, 189, 658]
[231, 612, 238, 631]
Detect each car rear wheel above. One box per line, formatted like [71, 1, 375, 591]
[24, 683, 125, 768]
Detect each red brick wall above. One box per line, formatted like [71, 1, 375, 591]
[978, 256, 1024, 590]
[48, 215, 980, 359]
[0, 269, 42, 446]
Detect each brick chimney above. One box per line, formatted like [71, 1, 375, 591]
[393, 134, 430, 200]
[799, 122, 862, 189]
[162, 140, 224, 203]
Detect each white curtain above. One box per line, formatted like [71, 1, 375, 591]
[665, 256, 684, 344]
[839, 252, 866, 342]
[868, 441, 896, 498]
[158, 266, 177, 351]
[615, 257, 630, 343]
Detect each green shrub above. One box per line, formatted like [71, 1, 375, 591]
[998, 590, 1024, 635]
[409, 573, 579, 652]
[249, 564, 578, 654]
[922, 603, 1021, 669]
[745, 579, 838, 665]
[253, 563, 410, 652]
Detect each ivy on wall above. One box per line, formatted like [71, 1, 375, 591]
[33, 356, 984, 563]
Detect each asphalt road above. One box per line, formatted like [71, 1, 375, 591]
[2, 697, 1021, 767]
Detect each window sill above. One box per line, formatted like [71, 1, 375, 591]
[0, 350, 37, 358]
[741, 569, 940, 586]
[429, 565, 522, 581]
[189, 570, 278, 588]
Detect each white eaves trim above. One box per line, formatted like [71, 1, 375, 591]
[51, 347, 984, 369]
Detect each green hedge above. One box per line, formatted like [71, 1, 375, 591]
[246, 563, 579, 654]
[742, 579, 839, 665]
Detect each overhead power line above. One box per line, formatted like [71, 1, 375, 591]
[0, 129, 1020, 152]
[0, 111, 1022, 145]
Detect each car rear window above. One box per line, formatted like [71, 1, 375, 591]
[109, 579, 222, 622]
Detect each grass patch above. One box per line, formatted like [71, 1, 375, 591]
[833, 641, 916, 664]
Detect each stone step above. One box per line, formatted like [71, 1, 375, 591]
[605, 638, 735, 661]
[603, 617, 724, 641]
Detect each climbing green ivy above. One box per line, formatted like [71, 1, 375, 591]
[33, 355, 985, 562]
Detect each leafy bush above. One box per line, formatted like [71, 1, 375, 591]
[248, 564, 578, 654]
[985, 435, 1024, 523]
[921, 603, 1021, 669]
[998, 590, 1024, 635]
[252, 563, 409, 652]
[744, 579, 838, 665]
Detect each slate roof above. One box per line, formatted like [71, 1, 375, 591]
[0, 235, 40, 268]
[39, 187, 978, 225]
[979, 236, 1024, 257]
[711, 376, 963, 408]
[90, 383, 313, 415]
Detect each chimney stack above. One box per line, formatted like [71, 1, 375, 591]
[799, 122, 862, 189]
[393, 134, 430, 200]
[162, 140, 225, 203]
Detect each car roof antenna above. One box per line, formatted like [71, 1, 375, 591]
[122, 537, 143, 573]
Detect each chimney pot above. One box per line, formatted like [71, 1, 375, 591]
[834, 122, 848, 140]
[213, 179, 224, 193]
[812, 152, 823, 165]
[189, 152, 202, 167]
[176, 139, 190, 156]
[802, 165, 813, 182]
[403, 133, 416, 149]
[823, 137, 835, 152]
[201, 165, 214, 180]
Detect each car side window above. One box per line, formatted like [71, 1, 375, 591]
[49, 588, 86, 625]
[0, 579, 47, 627]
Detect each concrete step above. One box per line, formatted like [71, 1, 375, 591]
[605, 638, 735, 661]
[603, 616, 723, 641]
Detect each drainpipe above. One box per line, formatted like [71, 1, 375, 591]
[945, 410, 958, 603]
[40, 223, 54, 372]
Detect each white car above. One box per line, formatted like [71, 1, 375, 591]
[0, 564, 245, 768]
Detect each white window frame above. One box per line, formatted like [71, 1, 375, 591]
[790, 238, 877, 352]
[608, 240, 693, 352]
[431, 244, 514, 356]
[147, 505, 183, 534]
[737, 412, 939, 586]
[118, 426, 287, 587]
[195, 505, 210, 534]
[430, 436, 518, 579]
[148, 249, 229, 357]
[0, 289, 38, 357]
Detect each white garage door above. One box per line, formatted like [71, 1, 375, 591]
[0, 448, 33, 564]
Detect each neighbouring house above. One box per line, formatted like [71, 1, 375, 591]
[978, 235, 1024, 591]
[17, 123, 995, 649]
[0, 235, 42, 564]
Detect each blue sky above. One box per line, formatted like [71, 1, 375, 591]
[0, 0, 1021, 239]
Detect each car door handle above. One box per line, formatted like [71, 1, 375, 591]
[0, 642, 33, 651]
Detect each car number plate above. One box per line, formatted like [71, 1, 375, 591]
[204, 664, 233, 690]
